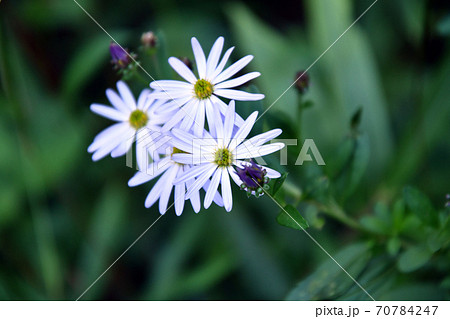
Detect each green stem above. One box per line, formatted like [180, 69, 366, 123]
[310, 199, 363, 231]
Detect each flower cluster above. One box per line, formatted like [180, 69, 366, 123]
[89, 36, 285, 215]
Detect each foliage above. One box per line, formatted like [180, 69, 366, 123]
[0, 0, 449, 300]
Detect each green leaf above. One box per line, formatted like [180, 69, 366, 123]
[271, 172, 288, 196]
[286, 243, 372, 300]
[276, 204, 309, 230]
[387, 237, 401, 256]
[403, 186, 437, 226]
[397, 245, 433, 273]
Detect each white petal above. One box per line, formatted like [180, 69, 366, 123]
[150, 80, 192, 90]
[215, 89, 264, 101]
[229, 111, 258, 151]
[179, 99, 198, 132]
[174, 163, 214, 185]
[235, 142, 285, 159]
[159, 166, 178, 214]
[193, 100, 205, 138]
[162, 106, 190, 132]
[111, 130, 135, 157]
[221, 168, 233, 212]
[174, 182, 185, 216]
[88, 122, 130, 152]
[186, 177, 201, 213]
[149, 89, 191, 100]
[137, 89, 151, 110]
[243, 129, 282, 148]
[169, 57, 198, 84]
[213, 106, 224, 144]
[213, 55, 253, 84]
[185, 164, 217, 199]
[210, 46, 234, 82]
[136, 129, 154, 171]
[206, 36, 224, 79]
[117, 81, 137, 109]
[145, 168, 172, 208]
[223, 100, 235, 147]
[172, 153, 213, 165]
[91, 136, 125, 161]
[214, 72, 261, 89]
[191, 37, 207, 79]
[204, 168, 222, 209]
[128, 157, 171, 186]
[90, 104, 128, 121]
[202, 179, 224, 207]
[262, 166, 281, 178]
[227, 166, 242, 187]
[106, 88, 131, 112]
[205, 99, 217, 139]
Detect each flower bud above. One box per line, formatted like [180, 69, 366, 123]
[180, 57, 193, 71]
[141, 31, 157, 48]
[294, 70, 309, 94]
[236, 160, 269, 197]
[109, 43, 131, 69]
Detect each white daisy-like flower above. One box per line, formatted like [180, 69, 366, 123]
[171, 100, 284, 212]
[128, 140, 224, 216]
[88, 81, 173, 170]
[150, 36, 264, 137]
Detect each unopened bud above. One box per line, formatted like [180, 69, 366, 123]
[180, 57, 193, 71]
[236, 160, 270, 197]
[141, 31, 157, 48]
[109, 43, 132, 69]
[294, 70, 309, 94]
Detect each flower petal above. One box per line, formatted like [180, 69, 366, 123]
[117, 81, 137, 109]
[221, 167, 233, 212]
[214, 89, 264, 101]
[214, 72, 261, 89]
[186, 177, 201, 213]
[204, 168, 222, 209]
[212, 55, 253, 84]
[106, 88, 131, 112]
[191, 37, 207, 79]
[210, 46, 234, 82]
[159, 165, 178, 214]
[174, 182, 185, 216]
[185, 164, 217, 199]
[88, 123, 130, 152]
[223, 100, 235, 147]
[174, 163, 215, 185]
[206, 36, 224, 79]
[168, 57, 198, 84]
[229, 111, 258, 151]
[235, 142, 285, 159]
[128, 157, 171, 186]
[150, 80, 193, 90]
[90, 104, 128, 121]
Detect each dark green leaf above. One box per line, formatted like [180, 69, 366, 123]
[397, 245, 433, 273]
[271, 172, 288, 196]
[403, 186, 437, 226]
[276, 204, 309, 230]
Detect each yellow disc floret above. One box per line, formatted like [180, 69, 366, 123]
[214, 148, 233, 167]
[194, 79, 214, 100]
[129, 110, 148, 129]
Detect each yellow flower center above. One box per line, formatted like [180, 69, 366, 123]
[214, 148, 233, 167]
[129, 110, 148, 129]
[194, 79, 214, 100]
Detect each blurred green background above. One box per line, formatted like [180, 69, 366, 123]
[1, 0, 449, 300]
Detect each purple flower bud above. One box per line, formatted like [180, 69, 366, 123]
[109, 43, 131, 69]
[236, 160, 269, 196]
